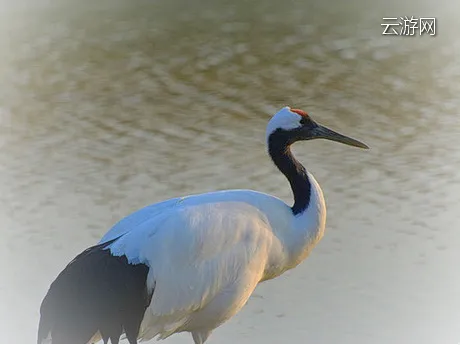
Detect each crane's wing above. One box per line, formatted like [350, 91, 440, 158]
[105, 199, 277, 341]
[99, 197, 181, 245]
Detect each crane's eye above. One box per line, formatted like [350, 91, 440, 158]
[299, 115, 317, 130]
[299, 116, 310, 125]
[291, 108, 311, 126]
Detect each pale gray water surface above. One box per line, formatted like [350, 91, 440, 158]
[0, 0, 459, 343]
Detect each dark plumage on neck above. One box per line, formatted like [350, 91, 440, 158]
[267, 128, 311, 215]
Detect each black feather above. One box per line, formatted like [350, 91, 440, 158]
[38, 238, 153, 344]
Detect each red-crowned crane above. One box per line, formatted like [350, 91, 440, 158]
[38, 106, 368, 344]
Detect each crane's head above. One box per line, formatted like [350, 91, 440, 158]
[266, 106, 369, 149]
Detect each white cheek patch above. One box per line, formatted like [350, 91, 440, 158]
[266, 107, 302, 139]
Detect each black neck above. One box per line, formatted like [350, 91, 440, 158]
[268, 130, 311, 215]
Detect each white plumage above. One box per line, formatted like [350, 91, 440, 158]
[38, 106, 368, 344]
[106, 183, 325, 342]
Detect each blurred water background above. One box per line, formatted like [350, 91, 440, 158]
[0, 0, 459, 343]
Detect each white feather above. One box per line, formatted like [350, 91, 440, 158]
[101, 172, 326, 342]
[265, 106, 303, 140]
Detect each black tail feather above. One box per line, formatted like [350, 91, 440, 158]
[38, 239, 153, 344]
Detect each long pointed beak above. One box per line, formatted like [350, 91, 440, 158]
[312, 124, 369, 149]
